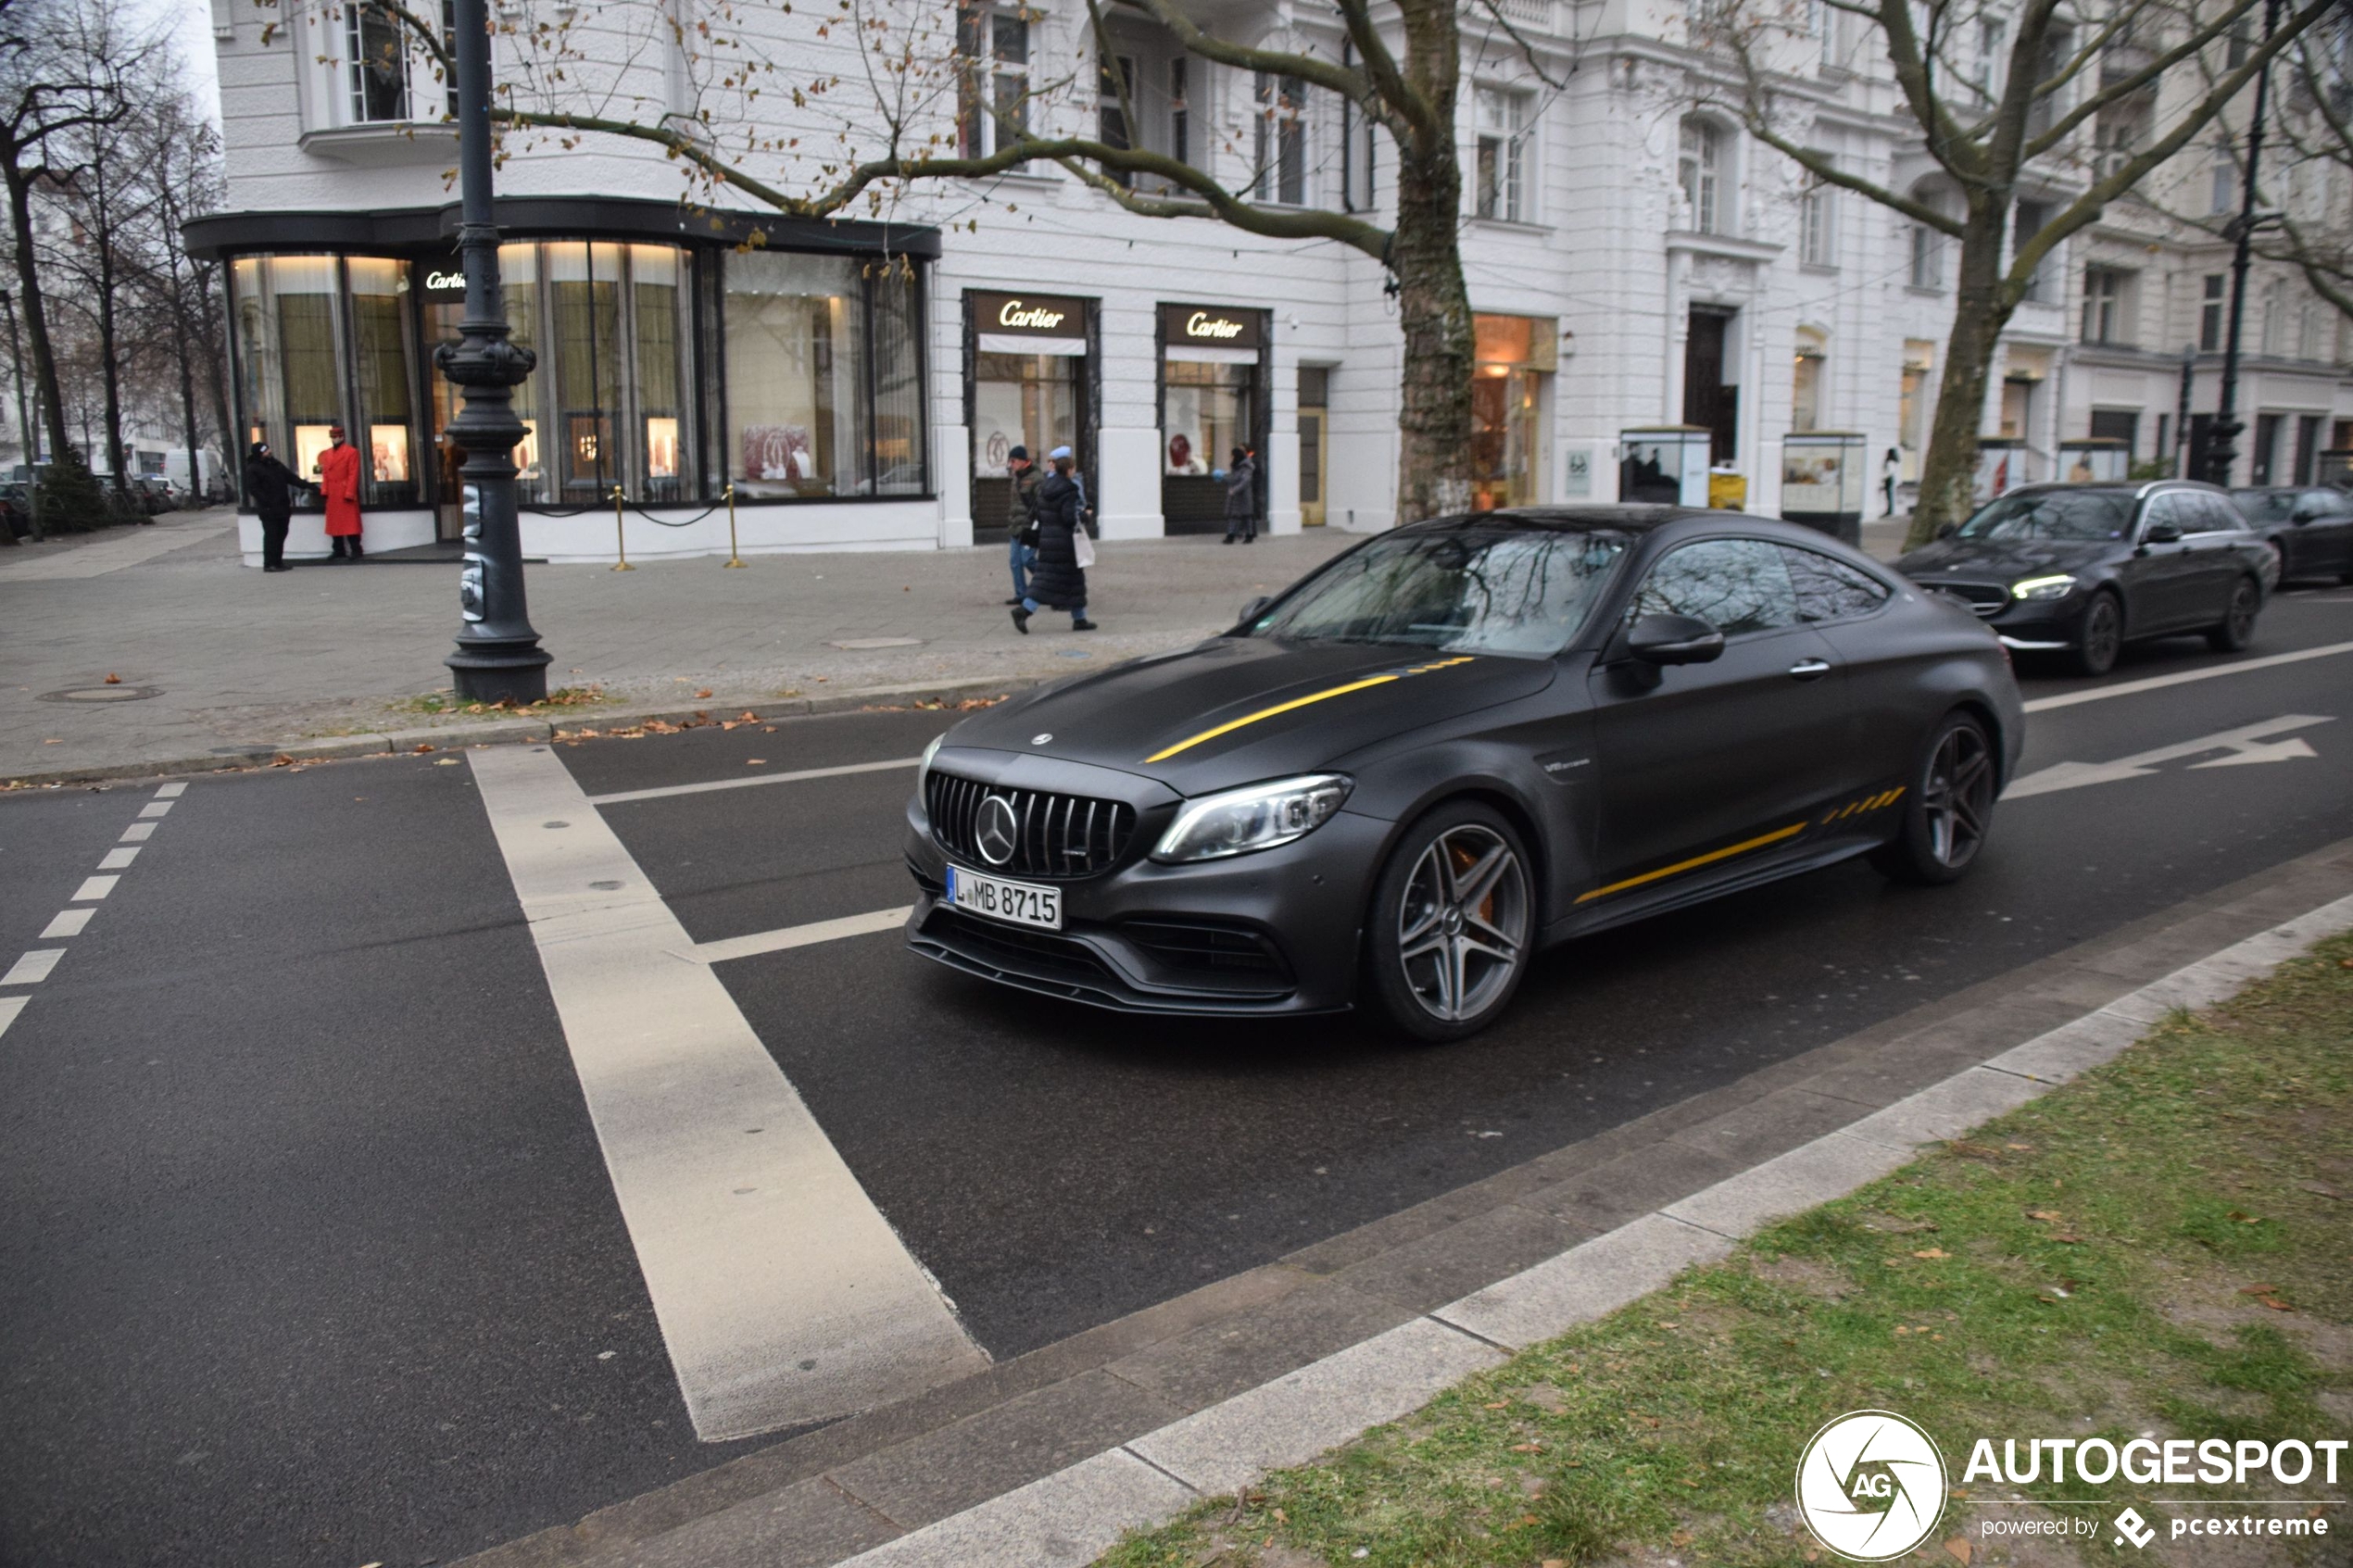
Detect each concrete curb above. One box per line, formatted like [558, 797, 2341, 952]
[817, 889, 2353, 1568]
[1, 675, 1047, 791]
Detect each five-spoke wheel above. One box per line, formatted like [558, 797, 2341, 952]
[1871, 710, 1998, 886]
[1364, 803, 1532, 1041]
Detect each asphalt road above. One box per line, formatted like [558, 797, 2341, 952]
[3, 586, 2350, 1568]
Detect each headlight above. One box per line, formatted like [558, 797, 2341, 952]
[2009, 574, 2078, 601]
[1151, 773, 1353, 863]
[917, 732, 946, 791]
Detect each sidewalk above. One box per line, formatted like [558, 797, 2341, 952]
[0, 512, 1356, 783]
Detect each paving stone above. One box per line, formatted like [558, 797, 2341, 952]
[1127, 1318, 1504, 1497]
[594, 1476, 897, 1568]
[1433, 1213, 1733, 1351]
[1837, 1067, 2051, 1152]
[1662, 1132, 1917, 1238]
[1517, 1139, 1744, 1232]
[1664, 1086, 1876, 1167]
[1982, 1009, 2147, 1084]
[1330, 1202, 1597, 1315]
[834, 1449, 1194, 1568]
[1104, 1277, 1412, 1412]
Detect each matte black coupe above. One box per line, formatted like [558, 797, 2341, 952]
[905, 508, 2024, 1040]
[1895, 481, 2273, 676]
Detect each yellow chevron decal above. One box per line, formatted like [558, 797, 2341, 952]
[1143, 657, 1478, 763]
[1575, 821, 1808, 905]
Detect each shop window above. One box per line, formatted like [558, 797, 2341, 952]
[1469, 313, 1555, 510]
[1474, 87, 1529, 222]
[347, 257, 417, 504]
[1255, 73, 1308, 205]
[957, 6, 1029, 158]
[1677, 119, 1722, 233]
[724, 251, 923, 499]
[630, 245, 687, 499]
[1792, 329, 1826, 433]
[1898, 340, 1933, 480]
[549, 243, 624, 499]
[868, 263, 927, 495]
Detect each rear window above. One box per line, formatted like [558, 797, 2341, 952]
[1956, 491, 2133, 542]
[2232, 490, 2297, 523]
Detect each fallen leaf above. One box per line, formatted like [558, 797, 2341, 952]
[746, 759, 767, 766]
[1913, 1248, 1950, 1260]
[2239, 1283, 2281, 1295]
[103, 672, 120, 684]
[1894, 1325, 1912, 1336]
[2026, 1210, 2061, 1222]
[1658, 1321, 1680, 1329]
[434, 758, 460, 766]
[1271, 1507, 1285, 1524]
[1944, 1537, 1972, 1563]
[42, 737, 60, 744]
[696, 688, 712, 699]
[1670, 1529, 1694, 1546]
[1805, 1552, 1820, 1563]
[412, 744, 435, 754]
[2226, 1210, 2265, 1224]
[1483, 1400, 1509, 1410]
[2258, 1295, 2295, 1311]
[1510, 1441, 1544, 1452]
[2052, 1234, 2084, 1244]
[1514, 1512, 1540, 1526]
[2005, 1142, 2032, 1151]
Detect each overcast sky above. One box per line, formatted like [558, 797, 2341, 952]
[137, 0, 221, 126]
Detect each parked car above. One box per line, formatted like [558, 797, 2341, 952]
[904, 508, 2023, 1040]
[2229, 486, 2353, 586]
[133, 476, 181, 511]
[0, 482, 29, 539]
[1894, 481, 2272, 676]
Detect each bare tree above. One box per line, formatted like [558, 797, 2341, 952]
[121, 78, 228, 502]
[344, 0, 1576, 522]
[1707, 0, 2331, 545]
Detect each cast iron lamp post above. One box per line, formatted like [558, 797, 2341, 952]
[2204, 0, 2285, 489]
[436, 0, 550, 703]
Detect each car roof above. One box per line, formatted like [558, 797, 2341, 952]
[1399, 506, 1707, 534]
[1994, 479, 2227, 501]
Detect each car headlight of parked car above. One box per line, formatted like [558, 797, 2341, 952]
[2009, 574, 2078, 601]
[917, 732, 946, 794]
[1151, 774, 1353, 863]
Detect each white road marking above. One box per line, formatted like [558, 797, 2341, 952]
[588, 755, 919, 807]
[686, 907, 913, 966]
[120, 822, 155, 843]
[2, 950, 65, 985]
[97, 847, 139, 870]
[2021, 639, 2353, 713]
[138, 801, 173, 819]
[469, 746, 987, 1442]
[70, 876, 118, 901]
[2006, 715, 2333, 799]
[40, 909, 93, 938]
[154, 783, 185, 798]
[0, 996, 23, 1040]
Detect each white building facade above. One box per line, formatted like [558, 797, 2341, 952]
[196, 0, 2353, 565]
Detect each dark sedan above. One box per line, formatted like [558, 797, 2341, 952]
[2230, 485, 2353, 586]
[904, 508, 2024, 1040]
[1895, 481, 2273, 676]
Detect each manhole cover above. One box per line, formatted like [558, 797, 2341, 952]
[825, 636, 925, 650]
[40, 685, 162, 703]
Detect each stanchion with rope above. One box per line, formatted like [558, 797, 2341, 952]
[610, 484, 634, 571]
[723, 483, 746, 568]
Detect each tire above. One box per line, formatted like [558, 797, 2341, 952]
[2205, 575, 2260, 652]
[1869, 711, 1998, 886]
[2069, 590, 2123, 677]
[1361, 800, 1535, 1043]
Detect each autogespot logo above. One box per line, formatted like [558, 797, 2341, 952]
[1795, 1410, 1948, 1562]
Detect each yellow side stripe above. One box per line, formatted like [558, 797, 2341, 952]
[1145, 676, 1401, 762]
[1575, 821, 1809, 906]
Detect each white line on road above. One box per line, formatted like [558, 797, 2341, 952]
[154, 782, 185, 798]
[138, 801, 173, 819]
[469, 745, 987, 1442]
[588, 755, 919, 807]
[2, 950, 64, 985]
[70, 876, 118, 901]
[2021, 639, 2353, 713]
[0, 996, 23, 1041]
[120, 822, 155, 843]
[96, 847, 139, 870]
[2006, 715, 2334, 800]
[40, 909, 93, 938]
[686, 907, 912, 966]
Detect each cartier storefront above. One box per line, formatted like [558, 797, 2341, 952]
[964, 289, 1097, 533]
[1158, 302, 1268, 534]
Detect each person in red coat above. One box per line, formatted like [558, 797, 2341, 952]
[318, 425, 365, 560]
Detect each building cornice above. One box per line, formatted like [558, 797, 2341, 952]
[183, 195, 941, 261]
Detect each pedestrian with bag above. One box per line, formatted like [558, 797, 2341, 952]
[1221, 445, 1258, 544]
[1012, 451, 1099, 633]
[318, 425, 365, 560]
[1003, 444, 1039, 605]
[244, 440, 307, 573]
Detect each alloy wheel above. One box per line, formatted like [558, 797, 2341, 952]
[2226, 579, 2257, 642]
[1395, 824, 1529, 1022]
[1921, 722, 1994, 870]
[2081, 596, 2121, 673]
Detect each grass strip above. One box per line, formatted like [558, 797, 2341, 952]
[1101, 935, 2353, 1567]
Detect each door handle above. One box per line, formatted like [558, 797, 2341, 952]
[1787, 658, 1832, 680]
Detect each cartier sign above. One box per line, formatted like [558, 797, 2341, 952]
[419, 265, 469, 302]
[971, 290, 1088, 341]
[1160, 303, 1264, 350]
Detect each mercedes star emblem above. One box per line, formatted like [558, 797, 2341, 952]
[1031, 733, 1053, 746]
[975, 795, 1019, 866]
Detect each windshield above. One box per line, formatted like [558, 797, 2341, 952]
[1956, 491, 2133, 542]
[1248, 529, 1629, 658]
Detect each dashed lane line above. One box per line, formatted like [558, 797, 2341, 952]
[0, 996, 23, 1040]
[40, 910, 93, 938]
[155, 782, 185, 798]
[685, 907, 913, 965]
[96, 847, 138, 870]
[138, 801, 172, 819]
[587, 755, 919, 807]
[469, 744, 988, 1443]
[120, 822, 154, 842]
[2021, 639, 2353, 713]
[2, 950, 65, 985]
[70, 876, 118, 901]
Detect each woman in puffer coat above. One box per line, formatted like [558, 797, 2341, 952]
[1012, 454, 1099, 633]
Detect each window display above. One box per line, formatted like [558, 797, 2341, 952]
[725, 252, 862, 497]
[1160, 303, 1266, 533]
[348, 257, 417, 502]
[1470, 314, 1555, 509]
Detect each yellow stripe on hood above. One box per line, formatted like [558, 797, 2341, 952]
[1142, 656, 1477, 764]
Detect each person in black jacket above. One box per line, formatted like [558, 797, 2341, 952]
[1221, 446, 1258, 544]
[243, 441, 308, 572]
[1012, 453, 1098, 633]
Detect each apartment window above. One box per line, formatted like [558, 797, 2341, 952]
[2210, 149, 2235, 215]
[2229, 23, 2253, 69]
[346, 3, 411, 122]
[1168, 57, 1189, 167]
[1800, 167, 1835, 267]
[2200, 274, 2226, 350]
[2260, 279, 2284, 356]
[1474, 87, 1530, 222]
[1974, 19, 2007, 103]
[2301, 298, 2324, 359]
[2081, 266, 2132, 345]
[2013, 200, 2049, 300]
[956, 6, 1029, 158]
[1678, 119, 1722, 233]
[1098, 56, 1136, 185]
[1254, 73, 1308, 205]
[1792, 329, 1826, 432]
[1909, 222, 1942, 289]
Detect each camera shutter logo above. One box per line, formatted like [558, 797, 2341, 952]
[975, 796, 1019, 866]
[1794, 1410, 1947, 1562]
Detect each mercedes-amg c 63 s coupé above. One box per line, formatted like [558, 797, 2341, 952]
[904, 507, 2025, 1040]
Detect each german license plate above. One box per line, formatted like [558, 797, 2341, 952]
[942, 863, 1062, 930]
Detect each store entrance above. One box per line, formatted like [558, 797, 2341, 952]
[968, 291, 1091, 533]
[1299, 365, 1328, 525]
[1161, 303, 1267, 535]
[1683, 306, 1738, 463]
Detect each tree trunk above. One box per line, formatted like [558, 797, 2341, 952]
[1390, 0, 1473, 523]
[92, 162, 128, 497]
[173, 296, 199, 508]
[5, 161, 75, 483]
[1907, 201, 2020, 549]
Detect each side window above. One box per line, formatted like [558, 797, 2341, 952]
[2192, 495, 2246, 533]
[1781, 546, 1894, 622]
[2302, 490, 2344, 520]
[2139, 493, 2186, 535]
[1627, 539, 1800, 636]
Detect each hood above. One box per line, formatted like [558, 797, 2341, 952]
[1896, 534, 2118, 582]
[942, 638, 1557, 794]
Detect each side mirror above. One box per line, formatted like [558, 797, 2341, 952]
[1935, 521, 1958, 541]
[1238, 596, 1272, 626]
[2292, 505, 2323, 523]
[2143, 521, 2183, 545]
[1625, 612, 1726, 665]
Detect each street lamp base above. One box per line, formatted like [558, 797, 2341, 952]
[447, 644, 553, 706]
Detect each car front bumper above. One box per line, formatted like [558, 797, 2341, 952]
[902, 796, 1390, 1016]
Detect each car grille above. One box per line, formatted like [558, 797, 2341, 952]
[1119, 919, 1295, 993]
[1927, 581, 2008, 618]
[925, 771, 1138, 879]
